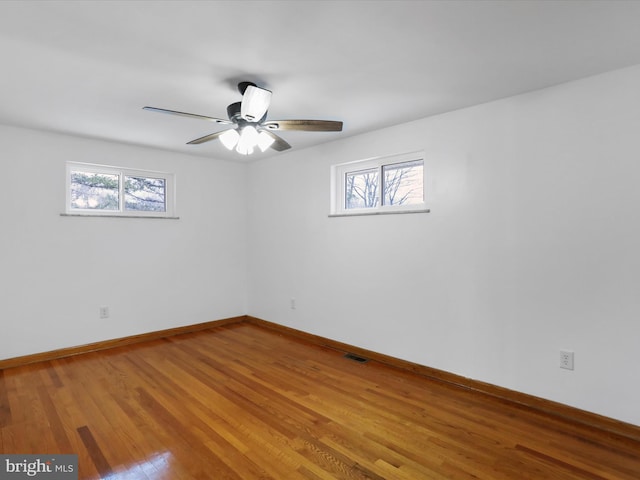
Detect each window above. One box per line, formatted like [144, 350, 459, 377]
[331, 151, 428, 216]
[65, 162, 176, 217]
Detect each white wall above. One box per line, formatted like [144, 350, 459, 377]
[246, 65, 640, 426]
[0, 125, 247, 359]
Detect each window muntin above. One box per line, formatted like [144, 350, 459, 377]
[66, 163, 175, 217]
[332, 152, 426, 216]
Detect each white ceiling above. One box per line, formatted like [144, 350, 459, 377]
[2, 0, 640, 161]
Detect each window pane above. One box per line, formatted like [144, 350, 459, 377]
[382, 160, 423, 206]
[124, 176, 166, 212]
[70, 171, 119, 210]
[345, 168, 379, 209]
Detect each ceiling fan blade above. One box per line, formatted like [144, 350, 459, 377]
[186, 131, 227, 145]
[240, 85, 272, 122]
[261, 130, 291, 151]
[143, 106, 232, 124]
[261, 119, 343, 132]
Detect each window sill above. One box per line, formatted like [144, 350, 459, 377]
[60, 213, 180, 219]
[328, 208, 430, 218]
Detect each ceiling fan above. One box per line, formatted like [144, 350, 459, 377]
[143, 82, 343, 155]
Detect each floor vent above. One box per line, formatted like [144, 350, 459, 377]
[344, 353, 369, 363]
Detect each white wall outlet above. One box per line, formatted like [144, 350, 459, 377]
[99, 306, 109, 319]
[560, 350, 574, 370]
[290, 298, 296, 310]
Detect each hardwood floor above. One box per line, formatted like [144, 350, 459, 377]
[1, 323, 638, 479]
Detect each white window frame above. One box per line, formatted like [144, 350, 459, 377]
[64, 162, 176, 218]
[330, 151, 429, 217]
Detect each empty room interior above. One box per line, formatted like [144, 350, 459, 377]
[1, 1, 640, 479]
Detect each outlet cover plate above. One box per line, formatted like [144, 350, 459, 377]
[560, 350, 574, 370]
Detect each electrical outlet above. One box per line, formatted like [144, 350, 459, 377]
[290, 298, 296, 310]
[560, 350, 574, 370]
[99, 306, 109, 319]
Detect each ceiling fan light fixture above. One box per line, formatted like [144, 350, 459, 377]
[257, 131, 275, 152]
[219, 128, 240, 150]
[235, 125, 259, 155]
[236, 144, 254, 155]
[241, 124, 259, 143]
